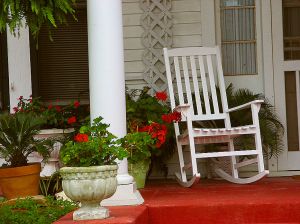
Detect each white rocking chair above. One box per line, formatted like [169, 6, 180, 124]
[163, 46, 269, 187]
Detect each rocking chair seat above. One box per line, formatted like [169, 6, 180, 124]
[178, 125, 257, 145]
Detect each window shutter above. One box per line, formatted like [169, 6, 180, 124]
[32, 8, 89, 103]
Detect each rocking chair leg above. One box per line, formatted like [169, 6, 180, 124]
[175, 172, 200, 188]
[252, 106, 265, 173]
[176, 142, 187, 182]
[228, 140, 238, 178]
[254, 132, 265, 173]
[175, 139, 201, 187]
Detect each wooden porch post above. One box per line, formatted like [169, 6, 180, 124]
[7, 24, 32, 112]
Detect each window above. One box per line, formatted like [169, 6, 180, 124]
[219, 0, 257, 76]
[283, 0, 300, 60]
[31, 4, 89, 103]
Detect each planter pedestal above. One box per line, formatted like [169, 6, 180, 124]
[74, 202, 109, 220]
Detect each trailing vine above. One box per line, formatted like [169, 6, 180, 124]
[0, 0, 76, 39]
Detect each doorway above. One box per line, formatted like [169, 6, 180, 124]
[272, 0, 300, 170]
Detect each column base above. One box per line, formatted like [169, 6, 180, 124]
[101, 182, 144, 206]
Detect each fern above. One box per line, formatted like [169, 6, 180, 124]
[0, 0, 76, 40]
[197, 83, 284, 159]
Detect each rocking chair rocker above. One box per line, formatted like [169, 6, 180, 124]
[163, 46, 269, 187]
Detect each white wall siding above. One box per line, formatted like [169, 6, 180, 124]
[122, 0, 202, 90]
[172, 0, 202, 48]
[225, 76, 264, 94]
[122, 0, 145, 88]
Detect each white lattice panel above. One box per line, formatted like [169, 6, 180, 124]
[140, 0, 173, 92]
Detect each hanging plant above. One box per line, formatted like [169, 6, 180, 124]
[0, 0, 76, 39]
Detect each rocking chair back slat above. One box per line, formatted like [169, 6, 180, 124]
[182, 56, 194, 114]
[164, 48, 176, 110]
[164, 47, 229, 121]
[190, 55, 203, 115]
[173, 56, 185, 106]
[206, 54, 220, 114]
[198, 55, 211, 115]
[216, 47, 229, 112]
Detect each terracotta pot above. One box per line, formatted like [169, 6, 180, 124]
[0, 163, 41, 199]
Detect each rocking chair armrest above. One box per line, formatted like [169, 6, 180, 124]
[226, 100, 264, 113]
[174, 104, 191, 113]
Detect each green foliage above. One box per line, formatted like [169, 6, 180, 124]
[227, 85, 284, 158]
[0, 0, 76, 40]
[0, 112, 54, 167]
[122, 132, 155, 164]
[60, 117, 128, 167]
[14, 96, 89, 129]
[126, 88, 170, 130]
[198, 84, 284, 158]
[39, 172, 62, 197]
[126, 87, 176, 176]
[0, 196, 77, 224]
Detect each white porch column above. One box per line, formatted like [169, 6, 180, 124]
[87, 0, 143, 205]
[7, 24, 32, 111]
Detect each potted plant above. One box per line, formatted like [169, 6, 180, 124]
[59, 117, 128, 221]
[0, 112, 53, 199]
[122, 132, 155, 188]
[13, 95, 89, 177]
[13, 95, 88, 130]
[126, 87, 180, 185]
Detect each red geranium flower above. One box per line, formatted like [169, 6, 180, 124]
[74, 133, 89, 142]
[48, 104, 53, 110]
[18, 96, 23, 100]
[13, 107, 19, 113]
[55, 105, 61, 112]
[155, 91, 168, 101]
[139, 122, 167, 148]
[162, 111, 181, 123]
[161, 114, 172, 123]
[67, 116, 77, 124]
[74, 101, 80, 108]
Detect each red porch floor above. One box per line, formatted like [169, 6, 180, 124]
[55, 177, 300, 224]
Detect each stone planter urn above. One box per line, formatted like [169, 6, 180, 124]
[60, 165, 118, 220]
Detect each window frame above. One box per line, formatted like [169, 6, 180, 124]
[215, 0, 263, 77]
